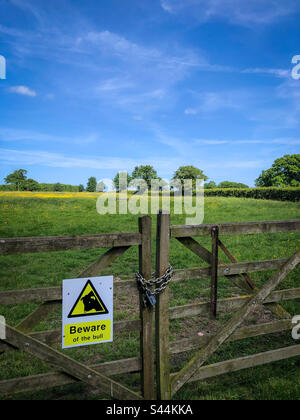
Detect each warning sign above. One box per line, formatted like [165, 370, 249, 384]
[68, 280, 109, 318]
[62, 276, 113, 349]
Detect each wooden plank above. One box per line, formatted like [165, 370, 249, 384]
[0, 232, 141, 255]
[0, 258, 290, 305]
[3, 324, 143, 400]
[0, 319, 141, 351]
[138, 215, 155, 400]
[171, 219, 300, 238]
[1, 282, 299, 318]
[172, 258, 288, 281]
[176, 237, 212, 264]
[1, 286, 299, 351]
[170, 248, 300, 396]
[2, 342, 299, 396]
[0, 280, 139, 305]
[0, 357, 141, 395]
[155, 211, 171, 400]
[0, 287, 63, 305]
[16, 301, 61, 334]
[178, 345, 300, 384]
[169, 287, 300, 320]
[4, 285, 298, 350]
[170, 319, 293, 354]
[78, 246, 130, 278]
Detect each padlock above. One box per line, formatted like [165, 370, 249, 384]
[145, 291, 156, 307]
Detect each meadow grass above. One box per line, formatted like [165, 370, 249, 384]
[0, 193, 299, 400]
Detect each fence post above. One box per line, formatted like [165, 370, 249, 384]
[155, 210, 171, 400]
[139, 215, 155, 400]
[210, 226, 219, 318]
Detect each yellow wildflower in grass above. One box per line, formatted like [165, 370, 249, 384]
[0, 191, 103, 199]
[0, 191, 133, 199]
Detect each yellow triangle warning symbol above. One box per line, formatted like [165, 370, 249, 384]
[68, 280, 109, 318]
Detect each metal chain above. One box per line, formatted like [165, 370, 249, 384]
[136, 265, 174, 306]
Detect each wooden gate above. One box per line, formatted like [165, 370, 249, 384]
[0, 215, 300, 400]
[154, 214, 300, 399]
[0, 216, 156, 400]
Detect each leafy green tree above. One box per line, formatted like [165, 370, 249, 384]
[4, 169, 27, 191]
[131, 165, 158, 189]
[218, 181, 249, 189]
[113, 172, 132, 192]
[172, 166, 208, 192]
[87, 177, 97, 192]
[78, 184, 85, 192]
[53, 182, 63, 192]
[255, 155, 300, 187]
[204, 181, 217, 189]
[23, 179, 39, 191]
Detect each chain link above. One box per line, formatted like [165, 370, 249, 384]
[136, 265, 174, 306]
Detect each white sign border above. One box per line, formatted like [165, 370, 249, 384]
[62, 276, 114, 349]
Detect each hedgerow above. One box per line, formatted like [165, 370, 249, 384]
[202, 187, 300, 202]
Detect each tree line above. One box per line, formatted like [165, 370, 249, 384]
[1, 154, 299, 192]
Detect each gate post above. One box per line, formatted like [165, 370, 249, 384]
[139, 215, 155, 400]
[155, 210, 171, 400]
[210, 226, 219, 318]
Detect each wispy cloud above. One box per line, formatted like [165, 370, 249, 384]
[8, 85, 36, 96]
[160, 0, 299, 26]
[0, 147, 265, 180]
[9, 0, 43, 23]
[195, 138, 300, 145]
[0, 128, 98, 145]
[184, 89, 253, 115]
[184, 108, 198, 115]
[242, 68, 290, 78]
[0, 148, 183, 173]
[97, 78, 135, 92]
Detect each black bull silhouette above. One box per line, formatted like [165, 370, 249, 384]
[81, 291, 102, 312]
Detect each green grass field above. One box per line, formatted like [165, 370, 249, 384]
[0, 194, 299, 400]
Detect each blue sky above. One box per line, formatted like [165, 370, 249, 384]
[0, 0, 299, 187]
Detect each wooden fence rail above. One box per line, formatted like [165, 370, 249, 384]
[0, 232, 141, 255]
[171, 219, 300, 238]
[0, 257, 292, 305]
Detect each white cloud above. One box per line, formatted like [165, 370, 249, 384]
[184, 108, 198, 115]
[85, 31, 161, 62]
[197, 90, 249, 113]
[0, 148, 181, 173]
[160, 0, 299, 26]
[9, 85, 36, 97]
[242, 68, 290, 78]
[0, 128, 98, 145]
[97, 79, 135, 92]
[79, 30, 210, 114]
[161, 0, 175, 13]
[195, 138, 300, 145]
